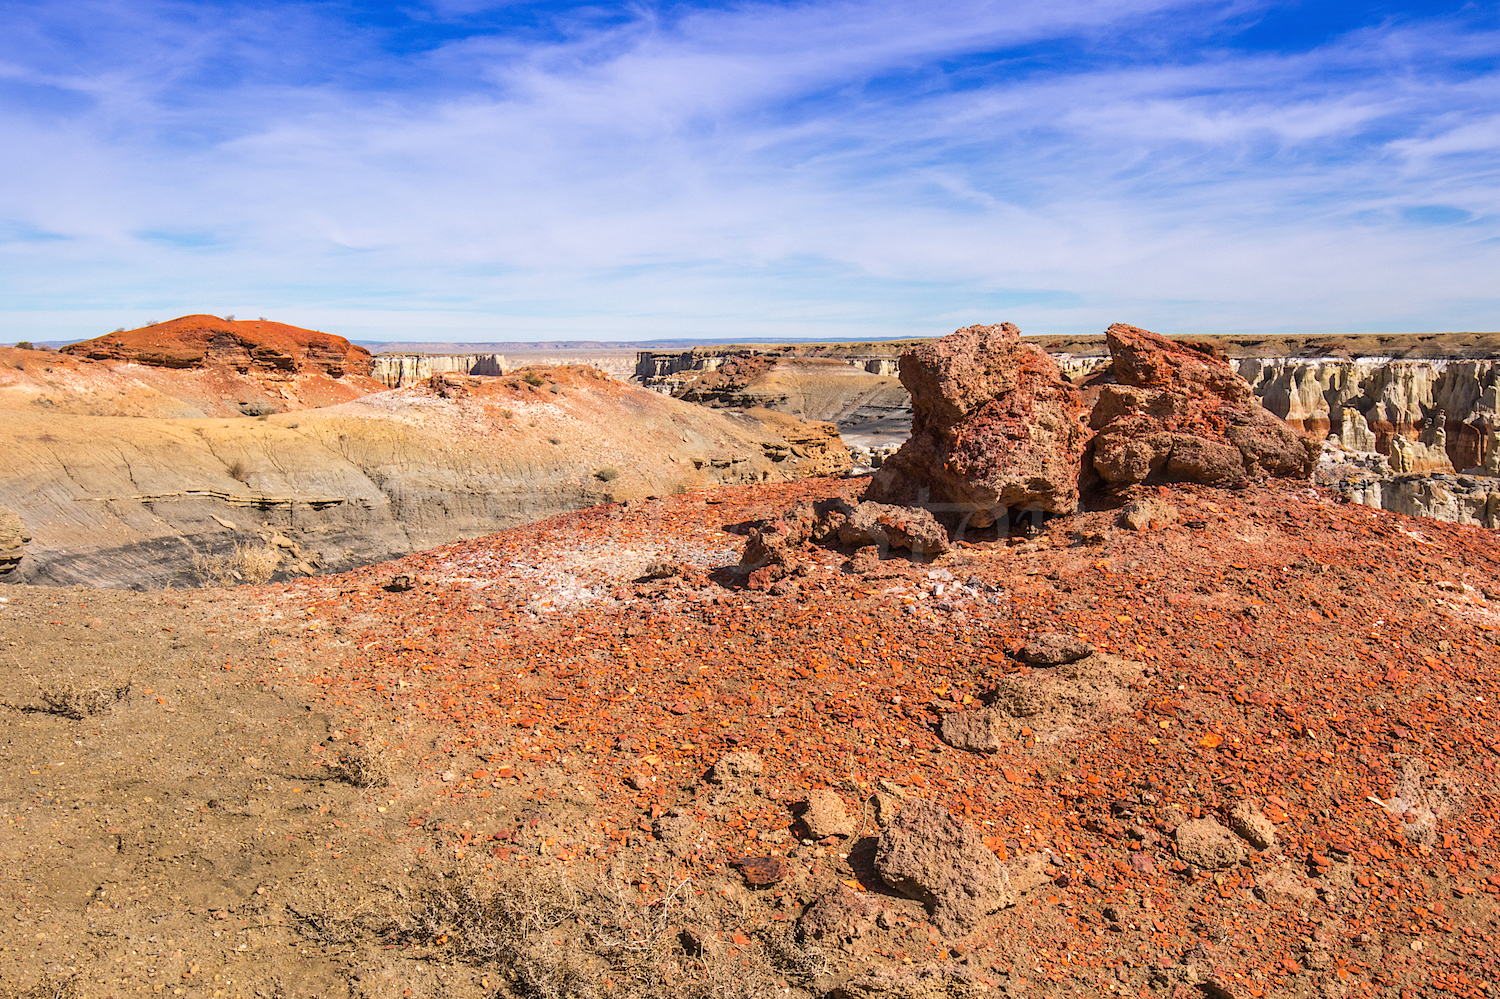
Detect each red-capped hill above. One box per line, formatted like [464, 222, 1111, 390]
[62, 315, 372, 379]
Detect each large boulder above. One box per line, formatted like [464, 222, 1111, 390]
[836, 501, 951, 557]
[868, 324, 1089, 526]
[1089, 324, 1318, 490]
[874, 800, 1015, 936]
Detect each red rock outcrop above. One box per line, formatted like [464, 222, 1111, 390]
[62, 315, 372, 379]
[868, 323, 1089, 524]
[739, 497, 948, 588]
[1088, 324, 1318, 490]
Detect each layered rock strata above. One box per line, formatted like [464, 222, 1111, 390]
[370, 353, 506, 388]
[63, 315, 372, 378]
[0, 505, 28, 574]
[0, 367, 849, 588]
[21, 319, 385, 417]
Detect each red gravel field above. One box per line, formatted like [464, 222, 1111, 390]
[3, 473, 1498, 999]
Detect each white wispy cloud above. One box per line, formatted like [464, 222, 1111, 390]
[0, 0, 1496, 341]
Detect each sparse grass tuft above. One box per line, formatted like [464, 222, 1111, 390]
[236, 542, 279, 584]
[595, 467, 621, 482]
[192, 541, 280, 586]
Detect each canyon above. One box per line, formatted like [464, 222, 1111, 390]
[370, 353, 507, 388]
[8, 317, 1500, 591]
[637, 332, 1500, 527]
[3, 320, 1500, 998]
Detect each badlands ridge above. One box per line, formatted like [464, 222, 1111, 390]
[0, 317, 847, 588]
[1, 319, 1499, 999]
[7, 316, 1499, 590]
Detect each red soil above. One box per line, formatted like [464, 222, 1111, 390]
[251, 475, 1500, 996]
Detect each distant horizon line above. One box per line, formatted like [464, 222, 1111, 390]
[20, 329, 1499, 352]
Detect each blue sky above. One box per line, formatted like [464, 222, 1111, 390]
[1, 0, 1497, 343]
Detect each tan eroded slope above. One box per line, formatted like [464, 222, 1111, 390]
[0, 366, 847, 588]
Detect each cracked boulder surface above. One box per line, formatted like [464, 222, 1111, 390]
[3, 474, 1500, 998]
[1088, 324, 1321, 491]
[868, 323, 1089, 525]
[739, 498, 947, 589]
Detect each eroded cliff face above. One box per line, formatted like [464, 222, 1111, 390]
[1318, 444, 1500, 528]
[1240, 357, 1500, 473]
[0, 367, 848, 588]
[370, 353, 506, 388]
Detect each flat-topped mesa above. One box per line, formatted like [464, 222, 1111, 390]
[868, 323, 1089, 526]
[1088, 323, 1319, 490]
[62, 315, 373, 379]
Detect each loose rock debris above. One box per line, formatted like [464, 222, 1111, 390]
[3, 473, 1500, 998]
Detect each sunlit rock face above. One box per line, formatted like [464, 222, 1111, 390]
[1241, 357, 1500, 474]
[868, 323, 1090, 526]
[1087, 325, 1317, 491]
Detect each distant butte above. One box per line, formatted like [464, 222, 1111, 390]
[62, 314, 372, 378]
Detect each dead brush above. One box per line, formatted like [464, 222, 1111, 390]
[190, 547, 236, 587]
[190, 541, 280, 586]
[28, 674, 131, 721]
[329, 743, 396, 789]
[234, 542, 279, 584]
[352, 861, 797, 999]
[1, 972, 84, 999]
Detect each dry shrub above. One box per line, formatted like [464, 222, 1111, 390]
[236, 542, 279, 584]
[331, 744, 395, 789]
[30, 674, 131, 720]
[190, 547, 233, 586]
[192, 541, 280, 586]
[227, 458, 250, 482]
[290, 861, 794, 999]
